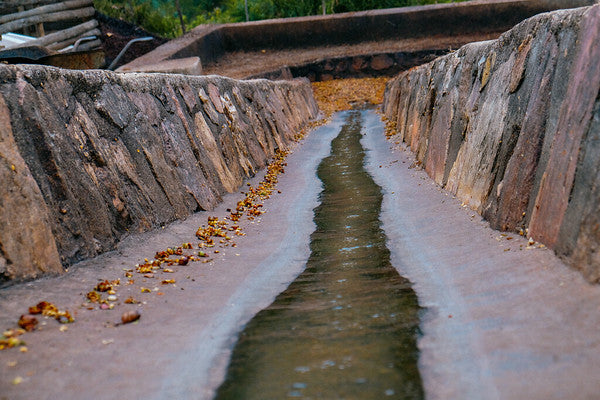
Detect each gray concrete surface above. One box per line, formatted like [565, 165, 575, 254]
[362, 109, 600, 399]
[1, 110, 600, 399]
[0, 113, 343, 400]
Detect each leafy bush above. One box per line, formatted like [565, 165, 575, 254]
[95, 0, 183, 37]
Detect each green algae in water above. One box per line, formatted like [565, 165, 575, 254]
[215, 110, 423, 399]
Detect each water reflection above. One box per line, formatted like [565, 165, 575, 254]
[214, 110, 423, 399]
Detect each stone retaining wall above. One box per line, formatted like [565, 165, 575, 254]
[0, 65, 318, 284]
[383, 4, 600, 282]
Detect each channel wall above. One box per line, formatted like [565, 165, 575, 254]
[383, 4, 600, 281]
[0, 66, 318, 283]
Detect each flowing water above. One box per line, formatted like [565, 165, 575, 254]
[214, 110, 423, 399]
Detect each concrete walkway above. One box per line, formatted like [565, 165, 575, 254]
[1, 110, 600, 399]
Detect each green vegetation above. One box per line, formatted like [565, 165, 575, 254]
[94, 0, 466, 38]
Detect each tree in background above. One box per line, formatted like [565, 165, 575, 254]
[95, 0, 183, 37]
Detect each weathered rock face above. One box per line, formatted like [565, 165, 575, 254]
[383, 5, 600, 282]
[0, 65, 318, 284]
[0, 95, 63, 281]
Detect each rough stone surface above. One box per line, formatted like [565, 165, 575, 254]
[0, 64, 318, 283]
[383, 4, 600, 282]
[0, 95, 63, 282]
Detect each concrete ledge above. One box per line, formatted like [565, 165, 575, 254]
[383, 4, 600, 282]
[121, 56, 202, 75]
[0, 64, 318, 284]
[119, 0, 596, 76]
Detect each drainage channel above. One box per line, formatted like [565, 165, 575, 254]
[214, 110, 423, 399]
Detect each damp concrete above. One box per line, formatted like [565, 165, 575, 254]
[215, 110, 422, 399]
[0, 114, 342, 400]
[1, 109, 600, 399]
[361, 109, 600, 399]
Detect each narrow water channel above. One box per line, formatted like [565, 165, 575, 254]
[214, 110, 423, 399]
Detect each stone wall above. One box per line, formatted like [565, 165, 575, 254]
[0, 65, 318, 284]
[383, 4, 600, 282]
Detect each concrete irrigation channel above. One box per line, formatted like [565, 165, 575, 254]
[2, 1, 600, 399]
[2, 105, 600, 399]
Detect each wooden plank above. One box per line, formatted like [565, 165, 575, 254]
[0, 1, 55, 14]
[0, 0, 53, 5]
[47, 27, 100, 50]
[13, 19, 98, 48]
[70, 37, 101, 52]
[36, 22, 45, 37]
[0, 7, 95, 35]
[0, 0, 93, 25]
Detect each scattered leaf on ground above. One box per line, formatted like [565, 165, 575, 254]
[18, 315, 38, 332]
[120, 310, 141, 325]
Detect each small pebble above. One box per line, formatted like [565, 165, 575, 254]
[107, 295, 117, 301]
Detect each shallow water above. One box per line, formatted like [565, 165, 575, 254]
[214, 110, 423, 399]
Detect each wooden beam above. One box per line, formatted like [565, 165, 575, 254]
[13, 19, 98, 48]
[0, 0, 53, 5]
[0, 1, 55, 14]
[0, 7, 95, 35]
[0, 0, 94, 25]
[47, 27, 100, 50]
[69, 37, 101, 52]
[36, 22, 45, 37]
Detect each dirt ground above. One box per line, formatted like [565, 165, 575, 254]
[96, 13, 167, 69]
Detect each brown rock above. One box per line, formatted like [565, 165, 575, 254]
[509, 37, 532, 93]
[207, 83, 224, 113]
[322, 61, 335, 71]
[491, 32, 558, 231]
[370, 55, 393, 71]
[351, 57, 367, 71]
[0, 94, 62, 283]
[528, 5, 600, 247]
[334, 60, 348, 73]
